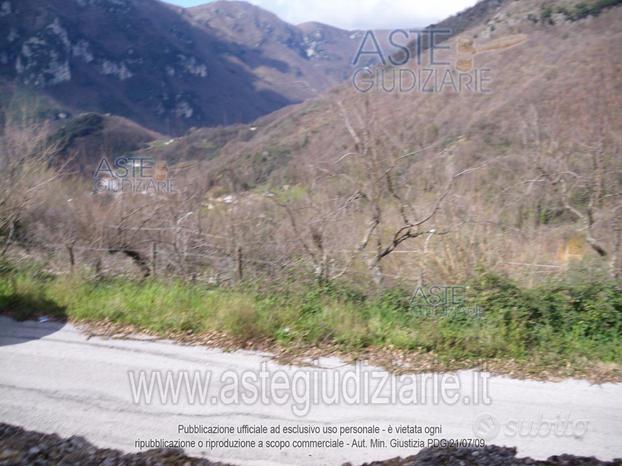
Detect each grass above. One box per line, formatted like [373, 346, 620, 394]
[542, 0, 622, 24]
[0, 260, 620, 371]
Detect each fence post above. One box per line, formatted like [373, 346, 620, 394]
[236, 246, 243, 283]
[152, 242, 157, 277]
[66, 244, 75, 273]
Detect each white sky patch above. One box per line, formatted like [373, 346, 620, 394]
[170, 0, 480, 30]
[245, 0, 479, 29]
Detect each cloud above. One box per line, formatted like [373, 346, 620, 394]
[241, 0, 480, 29]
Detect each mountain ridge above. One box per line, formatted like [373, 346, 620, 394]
[0, 0, 385, 135]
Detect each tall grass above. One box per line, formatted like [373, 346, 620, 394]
[0, 260, 620, 365]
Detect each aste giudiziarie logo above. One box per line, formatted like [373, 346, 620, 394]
[352, 28, 527, 94]
[409, 285, 482, 318]
[93, 155, 175, 194]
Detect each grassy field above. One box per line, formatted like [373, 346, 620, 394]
[1, 260, 620, 373]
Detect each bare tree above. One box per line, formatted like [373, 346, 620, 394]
[522, 103, 622, 275]
[336, 98, 479, 287]
[0, 120, 66, 256]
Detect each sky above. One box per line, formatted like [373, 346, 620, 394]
[166, 0, 480, 30]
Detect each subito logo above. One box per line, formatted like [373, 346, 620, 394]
[472, 413, 501, 441]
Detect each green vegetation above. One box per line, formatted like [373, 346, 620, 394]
[569, 0, 622, 19]
[540, 5, 554, 24]
[1, 259, 620, 369]
[251, 146, 292, 184]
[542, 0, 622, 23]
[47, 113, 105, 153]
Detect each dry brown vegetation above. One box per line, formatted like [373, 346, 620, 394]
[1, 0, 621, 290]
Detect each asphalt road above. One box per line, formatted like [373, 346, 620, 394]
[1, 316, 621, 465]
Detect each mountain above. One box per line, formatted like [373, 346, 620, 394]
[3, 0, 621, 287]
[154, 0, 622, 187]
[0, 0, 375, 135]
[132, 0, 621, 283]
[46, 112, 162, 173]
[188, 2, 368, 98]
